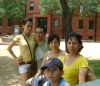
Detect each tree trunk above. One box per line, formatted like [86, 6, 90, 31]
[60, 0, 73, 51]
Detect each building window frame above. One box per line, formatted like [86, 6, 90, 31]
[8, 18, 13, 27]
[54, 18, 59, 29]
[89, 20, 94, 30]
[80, 4, 84, 13]
[88, 36, 93, 40]
[79, 20, 83, 30]
[0, 20, 2, 27]
[0, 32, 2, 36]
[29, 2, 34, 11]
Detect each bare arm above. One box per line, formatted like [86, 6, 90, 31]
[7, 40, 23, 66]
[37, 52, 48, 75]
[7, 40, 17, 59]
[79, 67, 88, 84]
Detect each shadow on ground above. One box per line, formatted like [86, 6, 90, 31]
[0, 56, 21, 86]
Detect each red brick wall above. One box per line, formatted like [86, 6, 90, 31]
[1, 0, 100, 41]
[0, 20, 14, 36]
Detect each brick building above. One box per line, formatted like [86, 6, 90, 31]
[0, 0, 100, 41]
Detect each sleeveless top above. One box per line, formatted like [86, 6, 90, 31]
[46, 51, 62, 60]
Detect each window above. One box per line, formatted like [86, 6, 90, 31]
[38, 18, 47, 30]
[79, 20, 83, 29]
[0, 32, 2, 36]
[80, 35, 83, 39]
[29, 2, 34, 11]
[89, 20, 94, 30]
[88, 36, 93, 40]
[80, 5, 83, 13]
[7, 33, 11, 35]
[54, 18, 58, 28]
[8, 18, 13, 27]
[0, 20, 2, 27]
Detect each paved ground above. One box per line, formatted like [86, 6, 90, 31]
[0, 39, 100, 86]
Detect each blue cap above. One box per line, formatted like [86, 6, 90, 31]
[41, 58, 63, 71]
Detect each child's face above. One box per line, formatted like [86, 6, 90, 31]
[44, 67, 63, 83]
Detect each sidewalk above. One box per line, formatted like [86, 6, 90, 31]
[0, 38, 21, 86]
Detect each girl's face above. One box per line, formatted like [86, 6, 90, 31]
[49, 38, 60, 50]
[44, 67, 63, 83]
[22, 21, 32, 33]
[67, 37, 81, 54]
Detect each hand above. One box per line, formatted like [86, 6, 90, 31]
[16, 56, 23, 66]
[34, 74, 39, 79]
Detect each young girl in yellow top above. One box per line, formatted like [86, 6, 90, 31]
[60, 32, 88, 86]
[7, 18, 36, 86]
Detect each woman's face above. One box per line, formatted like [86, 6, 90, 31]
[22, 21, 32, 33]
[49, 38, 60, 50]
[67, 37, 81, 54]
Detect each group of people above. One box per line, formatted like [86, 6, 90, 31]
[7, 18, 89, 86]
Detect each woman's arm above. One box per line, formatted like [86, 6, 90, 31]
[7, 40, 23, 66]
[7, 40, 17, 59]
[79, 67, 88, 84]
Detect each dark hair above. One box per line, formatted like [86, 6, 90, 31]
[36, 26, 47, 34]
[48, 34, 60, 45]
[66, 32, 83, 53]
[22, 18, 33, 25]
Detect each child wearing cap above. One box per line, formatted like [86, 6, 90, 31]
[41, 58, 70, 86]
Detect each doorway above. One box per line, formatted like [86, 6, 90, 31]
[38, 18, 47, 31]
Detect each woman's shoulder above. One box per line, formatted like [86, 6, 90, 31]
[78, 54, 88, 62]
[61, 50, 68, 56]
[14, 34, 22, 41]
[79, 55, 87, 60]
[30, 33, 35, 37]
[44, 51, 50, 56]
[60, 55, 67, 61]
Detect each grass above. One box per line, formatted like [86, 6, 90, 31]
[88, 60, 100, 79]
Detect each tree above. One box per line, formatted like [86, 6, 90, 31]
[40, 0, 100, 48]
[40, 0, 100, 33]
[0, 0, 27, 19]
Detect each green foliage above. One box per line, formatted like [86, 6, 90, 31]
[88, 60, 100, 79]
[40, 0, 100, 17]
[0, 0, 27, 19]
[79, 0, 100, 17]
[40, 0, 62, 14]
